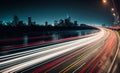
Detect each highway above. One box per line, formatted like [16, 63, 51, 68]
[0, 27, 119, 73]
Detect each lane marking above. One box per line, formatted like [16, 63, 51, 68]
[72, 63, 86, 73]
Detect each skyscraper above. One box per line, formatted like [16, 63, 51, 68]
[0, 21, 3, 25]
[59, 19, 64, 26]
[13, 15, 19, 26]
[18, 21, 24, 25]
[45, 21, 48, 26]
[54, 20, 58, 26]
[66, 14, 71, 22]
[28, 17, 32, 25]
[65, 17, 71, 26]
[74, 21, 78, 26]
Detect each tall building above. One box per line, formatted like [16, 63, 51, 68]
[59, 19, 64, 26]
[18, 21, 24, 25]
[45, 21, 48, 26]
[67, 16, 71, 22]
[65, 17, 71, 26]
[0, 21, 3, 25]
[74, 21, 78, 26]
[13, 15, 19, 26]
[66, 14, 71, 22]
[32, 21, 36, 25]
[54, 20, 58, 26]
[28, 17, 32, 25]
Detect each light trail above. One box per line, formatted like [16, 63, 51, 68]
[0, 27, 104, 73]
[1, 31, 98, 51]
[0, 27, 119, 73]
[0, 35, 52, 43]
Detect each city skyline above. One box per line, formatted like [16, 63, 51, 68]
[0, 0, 120, 73]
[0, 15, 81, 27]
[0, 0, 114, 25]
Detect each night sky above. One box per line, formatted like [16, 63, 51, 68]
[0, 0, 114, 25]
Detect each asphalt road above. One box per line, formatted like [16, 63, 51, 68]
[0, 27, 119, 73]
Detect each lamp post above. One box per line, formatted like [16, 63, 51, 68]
[102, 0, 107, 4]
[111, 0, 119, 25]
[111, 8, 114, 11]
[102, 0, 119, 26]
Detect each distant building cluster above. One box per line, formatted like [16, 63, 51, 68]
[54, 16, 78, 27]
[0, 15, 87, 27]
[0, 15, 37, 26]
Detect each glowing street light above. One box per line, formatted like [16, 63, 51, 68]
[111, 8, 115, 11]
[113, 13, 116, 16]
[102, 0, 107, 4]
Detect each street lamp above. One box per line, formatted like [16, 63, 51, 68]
[113, 13, 116, 16]
[102, 0, 107, 4]
[111, 8, 115, 11]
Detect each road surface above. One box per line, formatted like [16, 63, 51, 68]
[0, 27, 119, 73]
